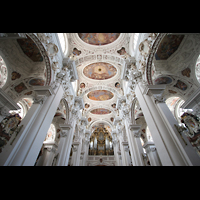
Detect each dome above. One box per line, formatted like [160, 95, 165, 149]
[78, 33, 120, 46]
[83, 62, 117, 80]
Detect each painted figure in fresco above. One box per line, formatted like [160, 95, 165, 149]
[174, 80, 187, 91]
[111, 103, 116, 108]
[181, 68, 191, 77]
[11, 71, 21, 80]
[115, 82, 120, 88]
[14, 82, 27, 93]
[85, 103, 90, 108]
[80, 83, 85, 89]
[73, 48, 81, 56]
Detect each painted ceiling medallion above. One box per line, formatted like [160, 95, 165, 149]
[83, 62, 117, 80]
[90, 108, 111, 115]
[78, 33, 120, 46]
[87, 90, 114, 101]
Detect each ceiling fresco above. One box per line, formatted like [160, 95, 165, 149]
[78, 33, 120, 46]
[90, 108, 111, 115]
[155, 35, 184, 60]
[29, 78, 45, 86]
[83, 62, 117, 80]
[154, 76, 172, 85]
[87, 90, 114, 101]
[17, 35, 43, 62]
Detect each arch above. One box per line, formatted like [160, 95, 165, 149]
[45, 123, 56, 142]
[74, 53, 125, 67]
[9, 97, 33, 119]
[88, 119, 114, 133]
[81, 85, 121, 98]
[57, 33, 69, 57]
[26, 33, 52, 86]
[85, 105, 115, 116]
[165, 96, 185, 123]
[146, 33, 167, 85]
[62, 98, 70, 122]
[72, 33, 126, 53]
[0, 55, 8, 88]
[130, 98, 137, 124]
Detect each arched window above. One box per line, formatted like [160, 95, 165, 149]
[45, 124, 56, 141]
[165, 96, 185, 124]
[195, 54, 200, 83]
[133, 33, 139, 50]
[9, 98, 33, 119]
[0, 55, 8, 88]
[57, 33, 67, 55]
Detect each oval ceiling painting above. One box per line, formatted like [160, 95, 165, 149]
[78, 33, 120, 46]
[90, 108, 111, 115]
[87, 90, 114, 101]
[83, 62, 117, 80]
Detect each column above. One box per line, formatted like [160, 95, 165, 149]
[3, 84, 64, 166]
[128, 124, 144, 166]
[143, 141, 162, 166]
[37, 143, 57, 166]
[135, 82, 200, 165]
[82, 130, 91, 166]
[71, 139, 82, 166]
[56, 123, 75, 166]
[156, 99, 200, 166]
[120, 141, 130, 166]
[112, 141, 119, 166]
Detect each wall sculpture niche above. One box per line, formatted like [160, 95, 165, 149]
[83, 62, 117, 80]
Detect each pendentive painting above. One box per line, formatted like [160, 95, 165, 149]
[83, 62, 117, 80]
[87, 90, 114, 101]
[14, 82, 27, 93]
[78, 33, 120, 46]
[174, 80, 187, 91]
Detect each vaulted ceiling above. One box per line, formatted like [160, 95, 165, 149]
[67, 33, 132, 132]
